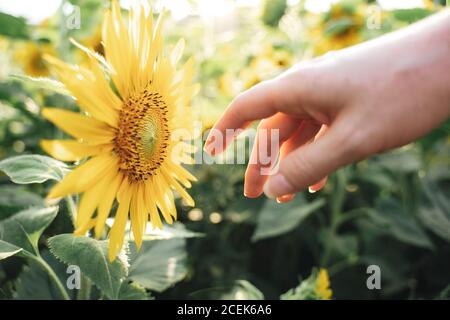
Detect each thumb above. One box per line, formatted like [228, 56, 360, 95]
[263, 123, 354, 197]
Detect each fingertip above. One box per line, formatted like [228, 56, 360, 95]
[308, 177, 328, 193]
[276, 193, 295, 203]
[263, 173, 296, 199]
[244, 190, 262, 199]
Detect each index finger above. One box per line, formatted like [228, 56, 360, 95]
[204, 77, 309, 155]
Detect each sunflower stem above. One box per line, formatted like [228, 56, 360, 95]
[31, 254, 70, 300]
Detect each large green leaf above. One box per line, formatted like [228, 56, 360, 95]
[252, 196, 325, 242]
[48, 234, 128, 300]
[0, 186, 43, 220]
[0, 155, 69, 184]
[128, 239, 188, 292]
[0, 240, 22, 260]
[0, 206, 58, 254]
[0, 12, 29, 39]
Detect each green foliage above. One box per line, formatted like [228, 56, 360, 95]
[324, 18, 356, 36]
[48, 234, 129, 300]
[261, 0, 287, 27]
[0, 186, 43, 220]
[252, 196, 325, 242]
[118, 282, 151, 300]
[14, 250, 74, 300]
[0, 12, 29, 39]
[392, 8, 434, 23]
[0, 206, 58, 254]
[0, 155, 69, 184]
[0, 241, 23, 260]
[128, 239, 188, 292]
[281, 270, 321, 300]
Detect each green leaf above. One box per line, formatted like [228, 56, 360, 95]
[0, 155, 70, 184]
[261, 0, 287, 27]
[48, 234, 128, 300]
[392, 8, 433, 23]
[0, 240, 22, 260]
[9, 75, 71, 96]
[372, 149, 422, 173]
[370, 199, 433, 249]
[0, 206, 58, 254]
[0, 12, 29, 39]
[118, 282, 150, 300]
[324, 18, 355, 37]
[128, 239, 187, 292]
[0, 186, 43, 220]
[252, 196, 325, 242]
[418, 179, 450, 242]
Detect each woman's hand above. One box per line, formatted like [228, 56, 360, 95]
[204, 10, 450, 202]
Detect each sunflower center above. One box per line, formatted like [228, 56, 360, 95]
[114, 88, 170, 182]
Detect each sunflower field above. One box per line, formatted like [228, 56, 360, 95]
[0, 0, 449, 301]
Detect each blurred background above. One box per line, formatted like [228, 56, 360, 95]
[0, 0, 449, 299]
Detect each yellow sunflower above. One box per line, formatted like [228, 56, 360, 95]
[309, 1, 365, 56]
[315, 268, 332, 300]
[41, 1, 199, 261]
[14, 41, 55, 77]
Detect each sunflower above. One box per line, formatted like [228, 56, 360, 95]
[41, 1, 199, 261]
[308, 1, 366, 56]
[315, 269, 332, 300]
[14, 41, 55, 77]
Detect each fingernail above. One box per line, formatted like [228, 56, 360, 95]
[263, 173, 294, 199]
[308, 187, 316, 194]
[276, 194, 295, 203]
[203, 138, 215, 156]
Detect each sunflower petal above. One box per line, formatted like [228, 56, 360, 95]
[41, 139, 112, 162]
[42, 108, 115, 144]
[75, 166, 118, 230]
[95, 172, 123, 238]
[47, 154, 117, 199]
[108, 178, 132, 262]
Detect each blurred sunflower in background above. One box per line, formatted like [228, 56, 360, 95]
[281, 268, 333, 300]
[76, 25, 104, 66]
[315, 269, 333, 300]
[41, 1, 199, 261]
[239, 44, 293, 89]
[308, 0, 366, 56]
[14, 41, 55, 77]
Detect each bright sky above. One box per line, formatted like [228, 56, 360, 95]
[0, 0, 428, 24]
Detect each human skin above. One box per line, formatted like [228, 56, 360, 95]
[204, 9, 450, 202]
